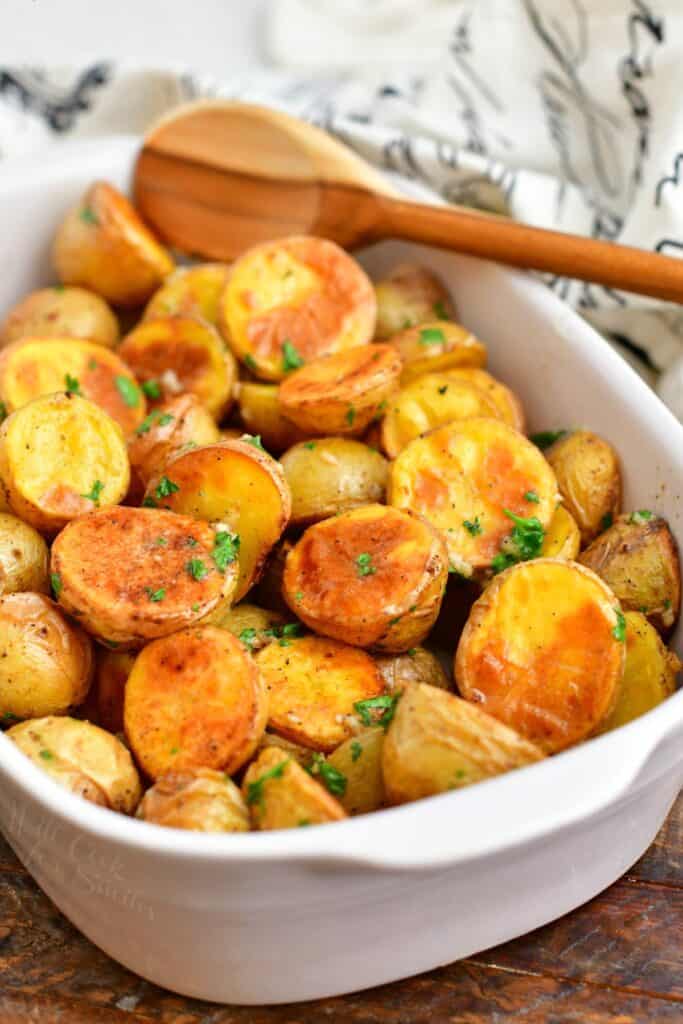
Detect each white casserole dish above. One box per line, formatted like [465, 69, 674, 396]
[0, 136, 681, 1006]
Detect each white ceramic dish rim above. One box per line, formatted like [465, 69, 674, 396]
[0, 135, 681, 875]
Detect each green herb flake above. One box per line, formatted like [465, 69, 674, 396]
[141, 495, 158, 508]
[463, 516, 482, 536]
[612, 610, 626, 643]
[497, 509, 545, 566]
[186, 537, 198, 547]
[88, 357, 99, 370]
[437, 385, 448, 395]
[282, 339, 304, 372]
[154, 476, 180, 500]
[212, 530, 240, 572]
[350, 740, 363, 763]
[0, 401, 6, 424]
[1, 712, 18, 723]
[407, 648, 417, 656]
[186, 558, 208, 581]
[52, 283, 65, 293]
[135, 410, 174, 436]
[246, 759, 289, 807]
[664, 598, 672, 610]
[307, 753, 347, 797]
[355, 552, 376, 577]
[50, 572, 63, 598]
[39, 749, 54, 761]
[433, 300, 450, 320]
[244, 354, 257, 371]
[191, 602, 200, 613]
[115, 375, 141, 408]
[530, 429, 567, 450]
[79, 206, 99, 225]
[630, 510, 654, 524]
[154, 536, 167, 546]
[419, 327, 446, 346]
[243, 434, 264, 450]
[239, 627, 258, 651]
[524, 491, 540, 504]
[295, 590, 303, 602]
[303, 441, 316, 450]
[297, 819, 311, 827]
[141, 378, 162, 400]
[145, 587, 166, 603]
[354, 694, 399, 730]
[169, 746, 179, 756]
[64, 373, 82, 395]
[601, 512, 614, 531]
[81, 479, 105, 506]
[345, 405, 356, 427]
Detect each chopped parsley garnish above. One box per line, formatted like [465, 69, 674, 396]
[612, 610, 626, 643]
[141, 379, 162, 400]
[142, 495, 158, 508]
[407, 648, 417, 656]
[39, 749, 54, 761]
[601, 512, 614, 531]
[530, 429, 567, 450]
[64, 373, 82, 395]
[419, 327, 445, 346]
[303, 441, 316, 450]
[135, 410, 174, 435]
[355, 552, 376, 577]
[191, 602, 200, 613]
[50, 572, 63, 598]
[154, 536, 167, 546]
[115, 375, 141, 408]
[524, 491, 540, 504]
[433, 301, 450, 320]
[246, 759, 289, 806]
[0, 401, 6, 424]
[186, 537, 198, 547]
[53, 283, 65, 293]
[350, 740, 363, 762]
[88, 357, 99, 370]
[244, 354, 257, 371]
[298, 819, 311, 827]
[346, 405, 356, 427]
[212, 530, 240, 572]
[463, 517, 482, 536]
[154, 476, 179, 500]
[295, 591, 303, 602]
[492, 510, 545, 573]
[81, 479, 105, 506]
[307, 754, 347, 797]
[239, 627, 258, 651]
[1, 712, 18, 723]
[145, 587, 165, 603]
[354, 694, 399, 730]
[437, 385, 448, 395]
[264, 622, 305, 647]
[243, 434, 264, 450]
[79, 206, 98, 225]
[186, 558, 208, 581]
[282, 339, 304, 372]
[630, 510, 654, 524]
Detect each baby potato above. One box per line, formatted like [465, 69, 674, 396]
[127, 393, 220, 489]
[0, 513, 49, 595]
[136, 768, 249, 833]
[387, 321, 487, 386]
[144, 439, 291, 602]
[375, 646, 450, 693]
[0, 393, 129, 535]
[546, 430, 621, 544]
[327, 727, 385, 815]
[238, 382, 309, 453]
[541, 504, 581, 560]
[281, 438, 389, 527]
[220, 235, 376, 381]
[283, 504, 448, 651]
[144, 263, 231, 326]
[51, 506, 238, 648]
[251, 539, 294, 615]
[444, 368, 525, 433]
[118, 316, 236, 420]
[0, 286, 119, 349]
[9, 716, 141, 812]
[92, 648, 136, 734]
[243, 747, 346, 830]
[382, 683, 543, 805]
[579, 512, 680, 634]
[389, 418, 558, 578]
[455, 559, 625, 753]
[211, 601, 286, 652]
[0, 592, 93, 720]
[53, 180, 174, 306]
[278, 344, 402, 436]
[374, 264, 456, 340]
[125, 625, 268, 780]
[255, 634, 384, 752]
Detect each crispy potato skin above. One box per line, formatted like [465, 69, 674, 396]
[541, 504, 581, 560]
[382, 683, 543, 804]
[256, 634, 384, 752]
[53, 181, 174, 307]
[0, 513, 49, 595]
[281, 438, 388, 528]
[238, 383, 310, 453]
[136, 768, 249, 832]
[579, 513, 680, 634]
[0, 593, 93, 719]
[375, 646, 450, 693]
[283, 504, 449, 651]
[327, 727, 385, 815]
[93, 648, 136, 734]
[374, 264, 456, 340]
[546, 430, 621, 544]
[221, 236, 376, 381]
[125, 625, 268, 780]
[127, 393, 220, 488]
[144, 263, 232, 326]
[387, 321, 486, 386]
[211, 602, 285, 651]
[243, 747, 346, 829]
[455, 559, 625, 753]
[51, 506, 237, 648]
[0, 286, 119, 349]
[443, 368, 525, 432]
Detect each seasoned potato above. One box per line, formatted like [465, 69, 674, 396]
[0, 592, 93, 720]
[51, 506, 238, 648]
[256, 730, 318, 767]
[136, 768, 249, 832]
[382, 683, 543, 804]
[455, 559, 625, 753]
[211, 601, 286, 652]
[243, 747, 346, 830]
[374, 264, 456, 340]
[0, 393, 129, 535]
[387, 321, 486, 385]
[0, 286, 119, 349]
[124, 625, 267, 780]
[220, 236, 376, 381]
[144, 263, 231, 326]
[389, 418, 558, 577]
[546, 430, 621, 544]
[255, 634, 384, 751]
[579, 513, 680, 634]
[541, 504, 581, 560]
[53, 180, 174, 306]
[118, 316, 236, 420]
[375, 646, 450, 693]
[444, 368, 525, 432]
[9, 716, 141, 812]
[250, 539, 294, 615]
[127, 393, 220, 489]
[327, 727, 385, 815]
[278, 344, 401, 436]
[238, 382, 309, 453]
[144, 439, 291, 602]
[283, 504, 448, 651]
[0, 513, 49, 595]
[92, 648, 136, 734]
[281, 438, 388, 527]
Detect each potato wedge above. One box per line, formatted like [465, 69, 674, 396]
[281, 437, 388, 527]
[93, 648, 136, 734]
[375, 646, 450, 693]
[327, 727, 385, 815]
[211, 601, 286, 652]
[243, 747, 346, 830]
[455, 559, 625, 753]
[238, 382, 309, 453]
[124, 625, 267, 780]
[443, 368, 525, 432]
[144, 263, 231, 326]
[541, 504, 581, 560]
[136, 768, 249, 832]
[0, 286, 119, 349]
[0, 513, 49, 595]
[546, 430, 621, 544]
[374, 264, 456, 340]
[283, 504, 449, 651]
[127, 393, 220, 489]
[387, 321, 487, 385]
[221, 235, 376, 381]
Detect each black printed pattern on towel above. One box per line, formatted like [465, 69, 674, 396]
[0, 63, 111, 132]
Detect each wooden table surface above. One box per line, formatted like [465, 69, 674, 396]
[0, 793, 681, 1023]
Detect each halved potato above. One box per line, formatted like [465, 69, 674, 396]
[210, 601, 286, 652]
[220, 236, 376, 381]
[144, 263, 231, 326]
[374, 264, 456, 340]
[243, 747, 346, 829]
[389, 418, 558, 577]
[92, 648, 136, 734]
[327, 727, 385, 815]
[50, 506, 238, 648]
[387, 321, 487, 385]
[0, 286, 119, 349]
[238, 382, 309, 452]
[443, 368, 525, 432]
[375, 646, 450, 693]
[283, 504, 449, 651]
[127, 393, 220, 489]
[541, 504, 581, 560]
[382, 683, 543, 804]
[0, 513, 49, 595]
[455, 559, 625, 753]
[136, 768, 249, 832]
[255, 634, 384, 751]
[546, 430, 621, 544]
[0, 393, 129, 535]
[53, 180, 174, 306]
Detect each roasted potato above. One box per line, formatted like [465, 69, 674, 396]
[124, 625, 268, 780]
[281, 437, 388, 527]
[386, 321, 486, 385]
[144, 263, 231, 327]
[375, 646, 450, 693]
[243, 747, 346, 830]
[92, 648, 136, 734]
[238, 382, 309, 453]
[0, 286, 119, 349]
[220, 235, 376, 381]
[0, 513, 49, 595]
[283, 504, 448, 651]
[0, 592, 93, 720]
[127, 393, 220, 489]
[455, 559, 625, 753]
[210, 601, 286, 652]
[250, 539, 294, 615]
[545, 430, 621, 544]
[50, 506, 238, 648]
[53, 180, 174, 306]
[443, 368, 525, 432]
[136, 768, 249, 832]
[327, 727, 385, 815]
[579, 512, 680, 634]
[541, 504, 581, 560]
[374, 264, 456, 340]
[9, 716, 141, 812]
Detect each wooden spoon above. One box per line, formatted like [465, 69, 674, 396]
[134, 100, 683, 303]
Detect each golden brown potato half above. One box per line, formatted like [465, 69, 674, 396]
[387, 321, 487, 386]
[545, 430, 621, 544]
[389, 418, 558, 578]
[256, 730, 318, 767]
[51, 506, 238, 648]
[238, 382, 309, 453]
[53, 180, 174, 307]
[144, 263, 231, 326]
[0, 286, 119, 349]
[327, 727, 385, 815]
[455, 559, 625, 753]
[278, 344, 401, 436]
[243, 747, 346, 830]
[382, 683, 543, 804]
[136, 768, 249, 832]
[92, 648, 136, 734]
[221, 235, 376, 382]
[541, 504, 581, 560]
[250, 539, 294, 616]
[144, 439, 291, 602]
[579, 512, 681, 634]
[0, 513, 49, 595]
[0, 592, 93, 721]
[443, 368, 525, 433]
[256, 634, 384, 751]
[211, 601, 286, 652]
[127, 393, 220, 489]
[0, 393, 129, 535]
[118, 316, 236, 420]
[375, 646, 450, 693]
[9, 716, 141, 812]
[125, 625, 268, 780]
[374, 264, 456, 340]
[281, 437, 388, 528]
[283, 504, 449, 651]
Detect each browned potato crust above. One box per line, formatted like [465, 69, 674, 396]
[93, 648, 136, 734]
[374, 264, 456, 339]
[546, 430, 621, 544]
[238, 382, 310, 453]
[243, 747, 346, 829]
[444, 368, 525, 432]
[281, 438, 388, 528]
[144, 263, 231, 326]
[0, 513, 49, 595]
[136, 768, 249, 832]
[327, 727, 385, 815]
[387, 321, 487, 386]
[127, 393, 220, 489]
[541, 504, 581, 560]
[0, 286, 119, 349]
[375, 646, 450, 693]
